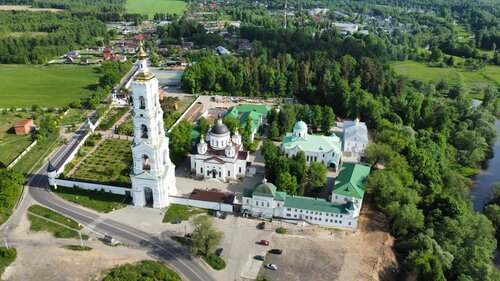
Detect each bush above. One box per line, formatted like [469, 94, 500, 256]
[102, 260, 181, 281]
[63, 245, 92, 251]
[276, 227, 287, 234]
[0, 248, 16, 276]
[204, 254, 226, 270]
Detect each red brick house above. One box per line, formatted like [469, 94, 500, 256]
[13, 119, 34, 135]
[103, 46, 113, 60]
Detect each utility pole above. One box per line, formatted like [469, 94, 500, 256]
[284, 0, 288, 29]
[79, 231, 83, 247]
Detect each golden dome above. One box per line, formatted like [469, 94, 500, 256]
[138, 40, 147, 60]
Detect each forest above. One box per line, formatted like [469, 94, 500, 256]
[0, 11, 107, 64]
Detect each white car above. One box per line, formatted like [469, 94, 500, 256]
[265, 263, 278, 270]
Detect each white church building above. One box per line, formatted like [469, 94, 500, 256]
[343, 118, 368, 159]
[129, 41, 177, 208]
[281, 120, 342, 170]
[190, 118, 249, 181]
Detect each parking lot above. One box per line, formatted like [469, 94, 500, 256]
[208, 214, 275, 281]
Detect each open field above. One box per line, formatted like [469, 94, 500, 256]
[0, 5, 63, 12]
[0, 112, 33, 167]
[392, 61, 500, 92]
[125, 0, 186, 18]
[0, 64, 100, 108]
[70, 138, 132, 187]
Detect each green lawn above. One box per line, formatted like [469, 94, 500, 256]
[27, 204, 87, 239]
[392, 61, 499, 92]
[162, 204, 206, 223]
[13, 135, 61, 174]
[204, 254, 226, 271]
[0, 112, 33, 167]
[101, 260, 181, 281]
[0, 64, 100, 108]
[126, 0, 186, 18]
[70, 138, 132, 187]
[52, 186, 131, 213]
[0, 248, 16, 276]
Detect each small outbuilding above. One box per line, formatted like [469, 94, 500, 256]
[13, 119, 34, 135]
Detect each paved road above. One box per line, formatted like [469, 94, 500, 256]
[17, 64, 217, 281]
[25, 122, 215, 281]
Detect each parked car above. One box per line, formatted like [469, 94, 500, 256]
[259, 240, 270, 245]
[171, 220, 181, 224]
[219, 212, 227, 219]
[216, 248, 223, 257]
[258, 222, 266, 230]
[254, 255, 265, 261]
[265, 263, 278, 270]
[269, 249, 282, 255]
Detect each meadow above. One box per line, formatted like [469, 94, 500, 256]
[0, 64, 100, 108]
[125, 0, 186, 18]
[0, 112, 34, 167]
[392, 61, 499, 93]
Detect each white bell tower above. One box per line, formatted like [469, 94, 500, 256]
[130, 41, 177, 208]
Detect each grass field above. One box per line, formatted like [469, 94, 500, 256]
[0, 64, 100, 108]
[52, 186, 131, 213]
[27, 204, 88, 239]
[0, 112, 33, 167]
[392, 61, 500, 92]
[70, 138, 132, 187]
[126, 0, 186, 18]
[162, 204, 206, 223]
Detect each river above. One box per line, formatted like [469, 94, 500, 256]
[471, 119, 500, 266]
[472, 119, 500, 212]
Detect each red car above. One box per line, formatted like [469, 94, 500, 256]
[260, 240, 270, 245]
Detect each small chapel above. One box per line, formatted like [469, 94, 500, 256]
[190, 117, 249, 181]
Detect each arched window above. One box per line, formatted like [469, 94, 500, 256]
[141, 124, 148, 139]
[158, 121, 162, 135]
[139, 96, 146, 109]
[142, 155, 151, 170]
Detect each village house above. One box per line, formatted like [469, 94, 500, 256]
[13, 119, 34, 135]
[103, 46, 113, 60]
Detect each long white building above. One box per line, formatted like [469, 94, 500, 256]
[242, 163, 370, 229]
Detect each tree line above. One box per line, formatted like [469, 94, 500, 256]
[0, 11, 107, 64]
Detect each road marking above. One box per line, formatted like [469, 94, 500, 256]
[87, 216, 105, 229]
[33, 190, 209, 281]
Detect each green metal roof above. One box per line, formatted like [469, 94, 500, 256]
[281, 133, 342, 153]
[242, 188, 253, 198]
[252, 181, 277, 197]
[225, 105, 271, 133]
[274, 191, 286, 201]
[331, 163, 371, 199]
[293, 121, 308, 131]
[284, 195, 348, 214]
[243, 181, 285, 201]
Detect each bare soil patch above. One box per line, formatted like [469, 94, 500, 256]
[260, 193, 399, 281]
[0, 5, 63, 12]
